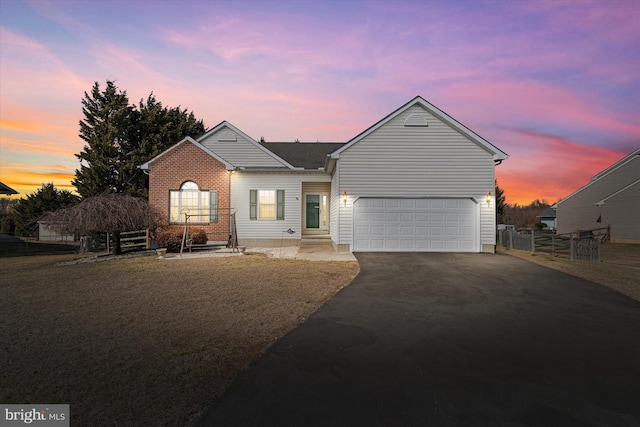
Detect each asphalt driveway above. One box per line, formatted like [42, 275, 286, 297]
[195, 252, 640, 426]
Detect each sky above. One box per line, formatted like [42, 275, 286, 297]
[1, 0, 638, 205]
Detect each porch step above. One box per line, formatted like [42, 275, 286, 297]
[299, 235, 334, 254]
[301, 235, 330, 242]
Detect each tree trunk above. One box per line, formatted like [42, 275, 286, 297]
[112, 231, 122, 255]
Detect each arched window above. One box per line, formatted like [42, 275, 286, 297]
[169, 181, 218, 223]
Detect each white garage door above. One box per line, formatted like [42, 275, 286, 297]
[353, 198, 477, 252]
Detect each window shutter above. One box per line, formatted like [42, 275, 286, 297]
[276, 189, 285, 220]
[209, 191, 218, 223]
[249, 189, 257, 220]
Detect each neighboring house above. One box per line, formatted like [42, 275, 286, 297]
[141, 96, 508, 252]
[556, 149, 640, 243]
[536, 204, 557, 229]
[37, 221, 75, 242]
[0, 181, 18, 195]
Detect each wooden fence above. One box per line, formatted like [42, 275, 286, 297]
[118, 229, 151, 251]
[498, 226, 609, 262]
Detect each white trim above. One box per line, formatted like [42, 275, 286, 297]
[139, 136, 235, 170]
[330, 96, 508, 161]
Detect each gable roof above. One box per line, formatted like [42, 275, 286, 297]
[0, 181, 18, 195]
[197, 121, 295, 169]
[591, 148, 640, 181]
[536, 206, 557, 219]
[595, 178, 640, 206]
[330, 96, 509, 161]
[557, 148, 640, 206]
[263, 142, 345, 169]
[138, 136, 235, 170]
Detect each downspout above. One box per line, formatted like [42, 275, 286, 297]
[335, 162, 340, 251]
[228, 169, 233, 239]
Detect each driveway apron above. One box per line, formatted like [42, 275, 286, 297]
[194, 253, 640, 426]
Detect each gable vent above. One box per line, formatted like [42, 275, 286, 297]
[404, 113, 428, 127]
[218, 130, 237, 142]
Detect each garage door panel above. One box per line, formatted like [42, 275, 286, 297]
[400, 212, 414, 221]
[353, 198, 477, 252]
[430, 226, 444, 236]
[400, 226, 415, 236]
[385, 212, 399, 221]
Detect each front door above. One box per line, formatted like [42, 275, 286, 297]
[305, 194, 328, 230]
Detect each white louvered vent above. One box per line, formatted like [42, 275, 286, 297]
[404, 113, 428, 127]
[218, 130, 237, 142]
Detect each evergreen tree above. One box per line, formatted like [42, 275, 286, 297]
[13, 183, 80, 237]
[124, 94, 205, 196]
[495, 181, 507, 224]
[72, 81, 205, 198]
[73, 81, 131, 197]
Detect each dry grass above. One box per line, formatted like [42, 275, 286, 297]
[499, 243, 640, 302]
[0, 253, 359, 426]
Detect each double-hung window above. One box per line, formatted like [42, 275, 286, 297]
[170, 181, 218, 223]
[250, 189, 284, 220]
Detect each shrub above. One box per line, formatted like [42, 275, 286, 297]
[156, 227, 208, 252]
[191, 229, 208, 245]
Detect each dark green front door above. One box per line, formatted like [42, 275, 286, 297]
[306, 195, 320, 228]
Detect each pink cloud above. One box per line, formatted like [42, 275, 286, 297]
[495, 128, 627, 204]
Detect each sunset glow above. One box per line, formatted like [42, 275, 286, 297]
[1, 0, 638, 204]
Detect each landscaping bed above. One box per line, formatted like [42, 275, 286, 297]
[0, 253, 359, 426]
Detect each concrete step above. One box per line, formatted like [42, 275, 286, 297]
[300, 236, 331, 246]
[300, 235, 333, 253]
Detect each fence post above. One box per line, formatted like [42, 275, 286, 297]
[570, 237, 574, 261]
[531, 230, 536, 252]
[509, 230, 513, 249]
[596, 238, 601, 262]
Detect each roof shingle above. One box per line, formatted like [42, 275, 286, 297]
[262, 142, 345, 169]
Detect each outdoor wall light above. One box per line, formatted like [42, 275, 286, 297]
[486, 192, 492, 206]
[343, 191, 348, 205]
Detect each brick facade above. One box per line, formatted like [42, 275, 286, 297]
[148, 142, 231, 242]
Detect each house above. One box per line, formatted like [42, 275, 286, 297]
[141, 96, 508, 252]
[556, 149, 640, 243]
[37, 221, 75, 242]
[0, 181, 18, 195]
[536, 204, 557, 230]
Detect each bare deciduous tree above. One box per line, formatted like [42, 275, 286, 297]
[45, 194, 162, 255]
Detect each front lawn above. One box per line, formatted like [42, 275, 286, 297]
[0, 253, 358, 426]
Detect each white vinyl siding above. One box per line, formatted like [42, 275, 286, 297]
[336, 104, 496, 250]
[199, 127, 286, 168]
[231, 172, 330, 241]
